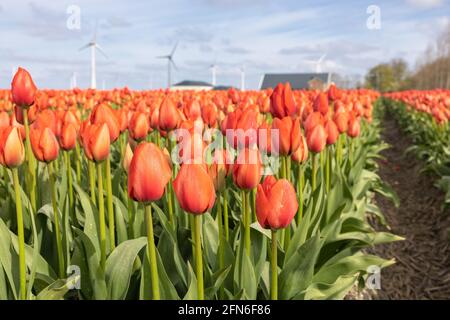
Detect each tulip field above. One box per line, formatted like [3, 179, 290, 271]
[383, 91, 450, 209]
[1, 68, 446, 301]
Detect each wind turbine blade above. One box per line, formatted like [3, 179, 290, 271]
[170, 41, 179, 57]
[95, 44, 108, 59]
[156, 55, 169, 59]
[79, 43, 91, 51]
[317, 53, 327, 64]
[170, 59, 178, 70]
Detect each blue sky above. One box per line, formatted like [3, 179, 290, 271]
[0, 0, 449, 89]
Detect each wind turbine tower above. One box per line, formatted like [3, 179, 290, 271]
[79, 23, 108, 89]
[157, 42, 178, 88]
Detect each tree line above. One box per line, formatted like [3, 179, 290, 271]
[365, 25, 450, 92]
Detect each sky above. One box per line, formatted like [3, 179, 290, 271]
[0, 0, 449, 90]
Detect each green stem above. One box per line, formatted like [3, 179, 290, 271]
[223, 189, 229, 241]
[297, 164, 304, 225]
[349, 137, 354, 167]
[75, 142, 82, 184]
[65, 152, 75, 225]
[271, 230, 278, 300]
[251, 187, 256, 222]
[97, 163, 106, 271]
[166, 185, 174, 226]
[145, 204, 160, 300]
[194, 214, 204, 300]
[48, 162, 65, 278]
[88, 161, 96, 206]
[23, 109, 36, 213]
[320, 150, 324, 188]
[217, 196, 224, 299]
[336, 134, 342, 165]
[127, 197, 134, 238]
[244, 190, 251, 257]
[105, 157, 116, 251]
[326, 147, 331, 193]
[12, 168, 26, 300]
[311, 152, 317, 192]
[190, 214, 196, 267]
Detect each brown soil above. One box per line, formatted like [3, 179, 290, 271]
[356, 114, 450, 299]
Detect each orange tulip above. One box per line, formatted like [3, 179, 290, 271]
[122, 143, 133, 173]
[347, 115, 360, 138]
[60, 123, 77, 151]
[30, 127, 60, 163]
[325, 119, 339, 145]
[306, 123, 327, 153]
[333, 112, 348, 133]
[256, 176, 298, 230]
[271, 116, 301, 156]
[82, 123, 110, 162]
[327, 84, 341, 102]
[159, 96, 181, 131]
[270, 83, 297, 118]
[232, 148, 262, 190]
[0, 126, 25, 168]
[208, 149, 232, 192]
[257, 121, 273, 154]
[90, 104, 120, 142]
[128, 142, 172, 202]
[11, 67, 37, 108]
[128, 112, 149, 141]
[173, 163, 216, 214]
[313, 92, 329, 116]
[0, 111, 9, 129]
[291, 133, 308, 163]
[223, 108, 258, 149]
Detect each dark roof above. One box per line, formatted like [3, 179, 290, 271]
[213, 85, 235, 91]
[260, 73, 330, 90]
[172, 80, 213, 87]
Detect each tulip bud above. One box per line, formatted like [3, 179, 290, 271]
[30, 127, 60, 163]
[232, 148, 262, 190]
[325, 120, 339, 145]
[347, 116, 360, 138]
[256, 176, 298, 230]
[333, 112, 348, 133]
[270, 83, 297, 118]
[90, 104, 120, 142]
[128, 112, 149, 141]
[11, 67, 37, 108]
[82, 123, 110, 163]
[122, 143, 133, 173]
[306, 124, 327, 153]
[291, 134, 308, 163]
[208, 149, 232, 192]
[313, 92, 329, 116]
[173, 163, 216, 214]
[0, 126, 25, 168]
[128, 142, 172, 202]
[159, 96, 181, 131]
[60, 123, 77, 151]
[271, 116, 301, 156]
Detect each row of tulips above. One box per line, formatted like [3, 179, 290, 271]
[0, 68, 401, 300]
[382, 91, 450, 210]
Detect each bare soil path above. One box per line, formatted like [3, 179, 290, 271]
[367, 114, 450, 299]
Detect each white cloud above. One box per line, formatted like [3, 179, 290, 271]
[406, 0, 444, 8]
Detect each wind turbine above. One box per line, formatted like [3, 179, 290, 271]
[209, 63, 217, 86]
[79, 22, 108, 89]
[315, 54, 327, 73]
[70, 72, 77, 89]
[157, 42, 178, 88]
[240, 65, 246, 91]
